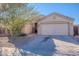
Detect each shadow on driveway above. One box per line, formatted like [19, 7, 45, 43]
[8, 35, 56, 56]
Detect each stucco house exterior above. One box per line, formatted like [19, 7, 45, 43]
[74, 25, 79, 36]
[0, 13, 75, 36]
[37, 13, 74, 36]
[21, 15, 44, 35]
[77, 25, 79, 35]
[21, 23, 33, 34]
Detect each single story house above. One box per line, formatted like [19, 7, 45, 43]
[0, 13, 75, 36]
[37, 13, 74, 36]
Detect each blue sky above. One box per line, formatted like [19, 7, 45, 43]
[31, 3, 79, 24]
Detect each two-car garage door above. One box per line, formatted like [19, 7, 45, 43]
[38, 24, 69, 35]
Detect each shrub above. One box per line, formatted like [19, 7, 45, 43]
[17, 33, 27, 37]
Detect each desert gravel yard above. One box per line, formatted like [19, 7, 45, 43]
[0, 35, 79, 56]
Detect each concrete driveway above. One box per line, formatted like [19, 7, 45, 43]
[11, 35, 79, 56]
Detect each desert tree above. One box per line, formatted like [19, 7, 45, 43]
[0, 3, 40, 36]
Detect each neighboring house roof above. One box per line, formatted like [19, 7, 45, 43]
[37, 12, 74, 23]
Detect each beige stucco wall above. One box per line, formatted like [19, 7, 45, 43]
[38, 14, 74, 36]
[69, 23, 74, 36]
[38, 14, 73, 24]
[21, 24, 33, 34]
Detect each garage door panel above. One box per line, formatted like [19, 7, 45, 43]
[39, 24, 68, 35]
